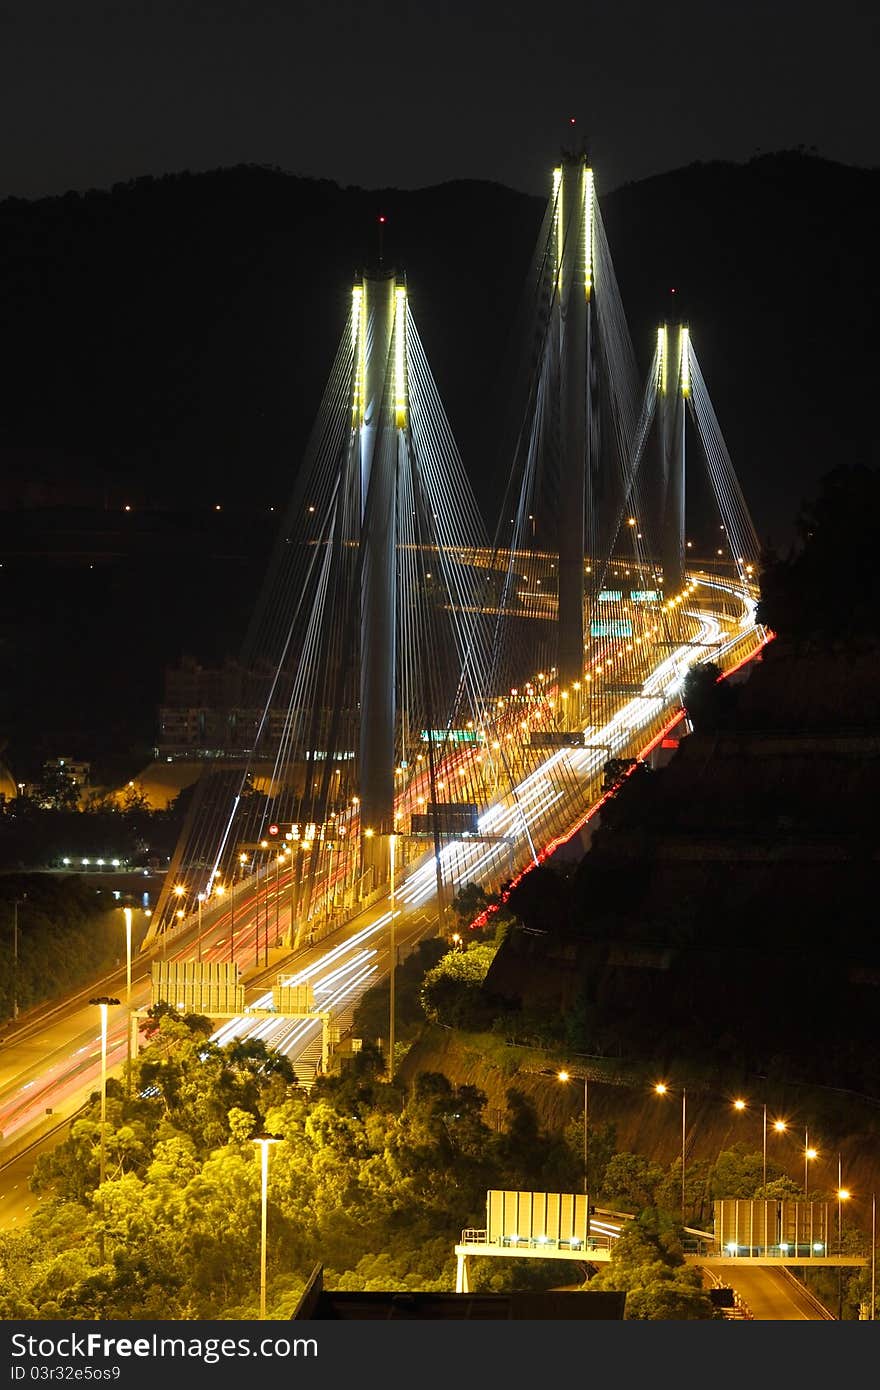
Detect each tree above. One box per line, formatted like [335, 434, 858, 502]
[590, 1223, 717, 1319]
[709, 1146, 765, 1199]
[601, 1153, 666, 1212]
[419, 943, 498, 1027]
[33, 764, 80, 811]
[352, 938, 447, 1043]
[450, 882, 490, 927]
[681, 662, 736, 732]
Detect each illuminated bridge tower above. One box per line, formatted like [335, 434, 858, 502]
[555, 152, 594, 713]
[355, 271, 407, 868]
[657, 319, 689, 598]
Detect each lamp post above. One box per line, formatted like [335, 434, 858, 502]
[836, 1157, 850, 1321]
[212, 883, 227, 959]
[804, 1129, 818, 1199]
[122, 906, 132, 1008]
[760, 1103, 767, 1190]
[12, 896, 25, 1021]
[655, 1082, 687, 1227]
[227, 873, 237, 964]
[325, 838, 334, 919]
[196, 893, 205, 963]
[252, 1132, 280, 1319]
[271, 851, 284, 960]
[89, 996, 120, 1185]
[733, 1098, 783, 1190]
[122, 906, 134, 1094]
[558, 1070, 589, 1241]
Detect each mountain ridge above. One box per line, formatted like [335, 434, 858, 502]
[2, 149, 876, 548]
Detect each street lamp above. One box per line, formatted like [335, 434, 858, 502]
[655, 1082, 687, 1226]
[325, 837, 334, 918]
[215, 883, 230, 960]
[11, 896, 25, 1021]
[122, 906, 132, 1008]
[558, 1070, 589, 1241]
[732, 1098, 784, 1190]
[89, 996, 120, 1185]
[837, 1156, 850, 1320]
[272, 852, 287, 961]
[252, 1132, 280, 1319]
[196, 892, 206, 963]
[804, 1129, 818, 1199]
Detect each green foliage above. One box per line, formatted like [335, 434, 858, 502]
[601, 1152, 666, 1212]
[351, 937, 448, 1044]
[9, 1006, 798, 1321]
[590, 1222, 717, 1320]
[562, 1118, 617, 1197]
[0, 796, 183, 872]
[12, 1018, 596, 1318]
[419, 942, 498, 1027]
[708, 1145, 765, 1199]
[450, 881, 490, 926]
[0, 877, 148, 1022]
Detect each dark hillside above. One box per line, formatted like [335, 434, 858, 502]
[484, 635, 880, 1095]
[0, 153, 877, 771]
[1, 152, 876, 542]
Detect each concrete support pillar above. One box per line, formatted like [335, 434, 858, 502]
[557, 156, 591, 710]
[455, 1253, 470, 1294]
[659, 321, 687, 598]
[358, 273, 399, 841]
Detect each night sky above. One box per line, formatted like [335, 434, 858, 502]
[1, 0, 877, 201]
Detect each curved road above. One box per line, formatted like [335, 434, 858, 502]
[718, 1266, 834, 1320]
[0, 576, 766, 1224]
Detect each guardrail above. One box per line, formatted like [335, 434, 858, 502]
[459, 1229, 612, 1253]
[778, 1266, 835, 1320]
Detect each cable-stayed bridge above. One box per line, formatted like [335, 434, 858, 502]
[131, 145, 766, 1076]
[0, 148, 768, 1141]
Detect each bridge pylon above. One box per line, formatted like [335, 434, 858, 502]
[355, 270, 403, 859]
[555, 153, 593, 707]
[657, 319, 688, 599]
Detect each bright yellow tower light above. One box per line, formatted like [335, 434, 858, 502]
[680, 325, 691, 397]
[657, 326, 667, 395]
[584, 167, 593, 301]
[394, 285, 407, 428]
[553, 167, 562, 292]
[351, 283, 365, 426]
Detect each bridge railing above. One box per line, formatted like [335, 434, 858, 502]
[459, 1229, 612, 1253]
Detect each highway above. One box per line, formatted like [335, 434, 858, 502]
[716, 1265, 834, 1320]
[0, 574, 765, 1214]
